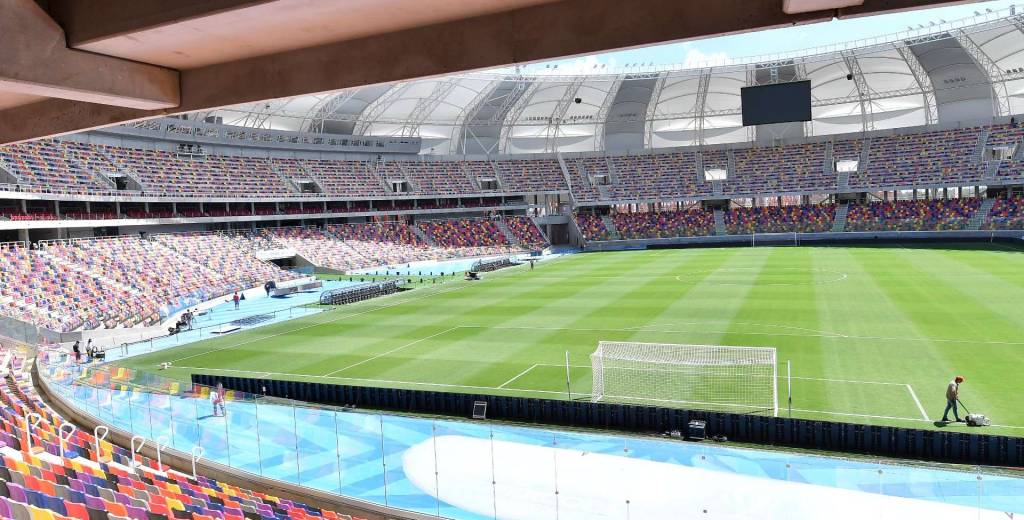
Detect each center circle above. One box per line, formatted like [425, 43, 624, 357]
[674, 267, 848, 286]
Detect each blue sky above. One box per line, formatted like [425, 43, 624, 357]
[521, 0, 1019, 73]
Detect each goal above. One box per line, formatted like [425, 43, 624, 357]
[590, 342, 778, 416]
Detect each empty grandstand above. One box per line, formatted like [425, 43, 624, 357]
[3, 3, 1024, 520]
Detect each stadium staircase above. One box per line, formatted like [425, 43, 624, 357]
[974, 127, 990, 164]
[1014, 141, 1024, 161]
[0, 156, 22, 185]
[267, 159, 305, 194]
[984, 160, 1001, 181]
[823, 141, 834, 175]
[837, 169, 851, 191]
[371, 158, 395, 194]
[831, 202, 849, 232]
[858, 138, 873, 173]
[969, 198, 997, 230]
[599, 215, 622, 240]
[489, 160, 509, 192]
[555, 154, 577, 203]
[495, 218, 520, 246]
[410, 223, 438, 246]
[713, 209, 727, 236]
[62, 146, 119, 190]
[458, 161, 483, 192]
[96, 148, 148, 191]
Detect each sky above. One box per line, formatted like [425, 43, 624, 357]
[516, 0, 1020, 74]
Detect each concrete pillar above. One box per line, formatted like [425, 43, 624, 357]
[54, 200, 60, 219]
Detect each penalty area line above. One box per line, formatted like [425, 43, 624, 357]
[322, 326, 461, 376]
[906, 384, 929, 421]
[499, 364, 538, 389]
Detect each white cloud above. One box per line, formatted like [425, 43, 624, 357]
[681, 48, 731, 68]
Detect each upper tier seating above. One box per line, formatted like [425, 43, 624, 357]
[0, 347, 362, 520]
[851, 128, 982, 188]
[399, 161, 476, 196]
[612, 209, 716, 239]
[102, 146, 294, 196]
[608, 151, 708, 200]
[1, 123, 1021, 202]
[727, 143, 832, 195]
[305, 159, 388, 197]
[493, 159, 565, 193]
[564, 158, 602, 202]
[845, 198, 981, 231]
[0, 141, 109, 191]
[725, 204, 835, 234]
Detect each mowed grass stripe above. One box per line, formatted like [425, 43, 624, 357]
[341, 251, 664, 385]
[118, 245, 1024, 436]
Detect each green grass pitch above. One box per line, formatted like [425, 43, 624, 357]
[120, 243, 1024, 437]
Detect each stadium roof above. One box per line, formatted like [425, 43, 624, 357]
[189, 6, 1024, 154]
[0, 0, 967, 146]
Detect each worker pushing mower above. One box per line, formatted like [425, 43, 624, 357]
[940, 375, 990, 427]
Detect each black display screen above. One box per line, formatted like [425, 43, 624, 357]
[741, 80, 812, 126]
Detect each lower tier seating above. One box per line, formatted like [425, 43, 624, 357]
[725, 205, 835, 234]
[845, 199, 981, 231]
[0, 346, 362, 520]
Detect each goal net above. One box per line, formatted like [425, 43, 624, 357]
[590, 342, 778, 416]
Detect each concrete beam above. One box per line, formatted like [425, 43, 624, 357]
[0, 0, 179, 109]
[177, 0, 829, 111]
[45, 0, 276, 47]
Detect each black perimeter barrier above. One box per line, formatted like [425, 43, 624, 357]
[318, 279, 405, 305]
[470, 257, 514, 272]
[193, 374, 1024, 467]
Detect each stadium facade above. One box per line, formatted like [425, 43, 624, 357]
[2, 10, 1024, 338]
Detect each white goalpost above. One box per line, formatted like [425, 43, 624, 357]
[590, 341, 778, 416]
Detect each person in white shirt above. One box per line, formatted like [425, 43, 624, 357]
[941, 375, 965, 423]
[210, 383, 226, 417]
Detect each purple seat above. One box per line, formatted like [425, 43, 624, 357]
[125, 504, 148, 520]
[6, 482, 27, 503]
[85, 494, 105, 510]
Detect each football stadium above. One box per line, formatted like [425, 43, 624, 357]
[2, 0, 1024, 518]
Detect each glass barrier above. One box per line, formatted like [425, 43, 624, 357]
[34, 353, 1024, 520]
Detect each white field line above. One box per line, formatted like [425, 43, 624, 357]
[791, 408, 928, 423]
[539, 363, 907, 387]
[176, 366, 577, 397]
[166, 253, 546, 365]
[176, 365, 1024, 430]
[907, 384, 930, 421]
[498, 364, 539, 389]
[167, 282, 472, 364]
[460, 324, 1024, 347]
[322, 326, 460, 376]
